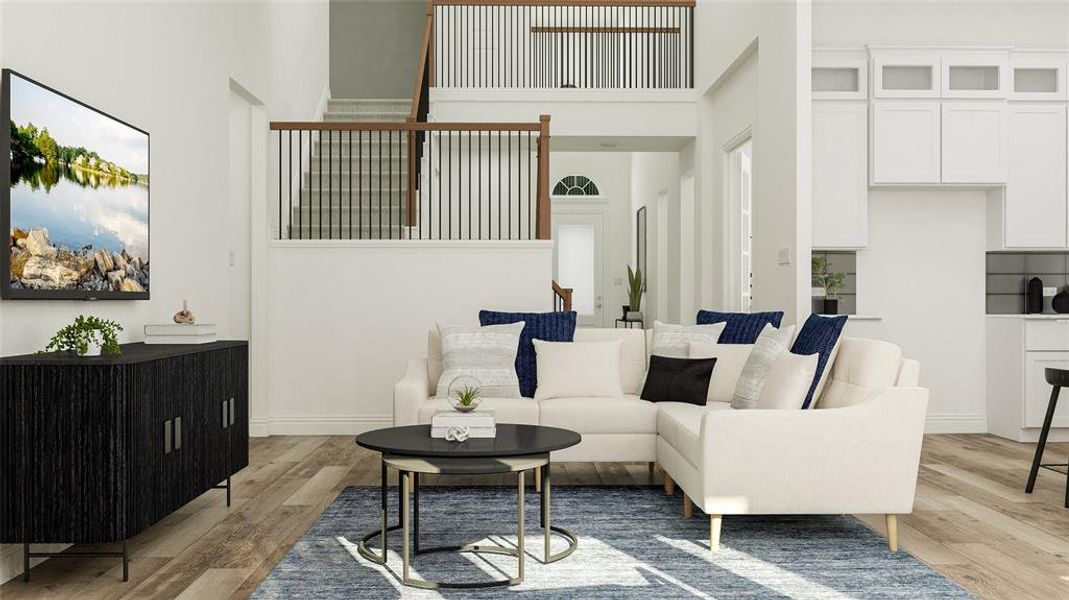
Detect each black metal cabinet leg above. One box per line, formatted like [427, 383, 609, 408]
[226, 476, 231, 507]
[1027, 387, 1059, 493]
[22, 543, 29, 583]
[122, 539, 129, 582]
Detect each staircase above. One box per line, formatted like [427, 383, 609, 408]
[292, 99, 411, 239]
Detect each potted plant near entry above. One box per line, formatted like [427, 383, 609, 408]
[43, 315, 124, 357]
[625, 266, 644, 321]
[812, 256, 845, 315]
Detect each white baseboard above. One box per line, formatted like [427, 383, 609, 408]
[925, 413, 987, 434]
[250, 415, 392, 436]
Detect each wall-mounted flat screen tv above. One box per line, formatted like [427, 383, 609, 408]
[2, 69, 149, 300]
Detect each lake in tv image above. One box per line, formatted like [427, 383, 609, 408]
[7, 71, 148, 293]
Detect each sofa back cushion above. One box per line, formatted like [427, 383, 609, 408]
[650, 321, 726, 357]
[816, 337, 903, 409]
[574, 328, 647, 395]
[533, 340, 623, 400]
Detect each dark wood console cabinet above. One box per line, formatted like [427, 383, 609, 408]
[0, 341, 249, 581]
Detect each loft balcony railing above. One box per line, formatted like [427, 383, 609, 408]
[429, 0, 695, 89]
[270, 119, 551, 241]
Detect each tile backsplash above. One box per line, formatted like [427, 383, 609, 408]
[812, 251, 856, 315]
[986, 252, 1069, 314]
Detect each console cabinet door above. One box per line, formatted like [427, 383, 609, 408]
[1005, 104, 1067, 248]
[1024, 352, 1069, 428]
[228, 345, 250, 473]
[872, 100, 941, 183]
[813, 101, 867, 248]
[941, 101, 1007, 183]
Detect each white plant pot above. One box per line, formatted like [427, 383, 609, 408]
[84, 341, 102, 357]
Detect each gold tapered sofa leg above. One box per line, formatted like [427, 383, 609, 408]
[664, 473, 675, 496]
[683, 494, 693, 518]
[885, 514, 898, 552]
[709, 515, 722, 552]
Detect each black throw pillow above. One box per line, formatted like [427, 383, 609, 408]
[640, 356, 717, 405]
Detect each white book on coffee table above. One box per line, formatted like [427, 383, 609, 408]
[431, 425, 497, 439]
[430, 410, 496, 428]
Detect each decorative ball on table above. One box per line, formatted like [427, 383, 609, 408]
[446, 375, 482, 413]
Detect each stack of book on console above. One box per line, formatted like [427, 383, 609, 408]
[143, 324, 218, 345]
[431, 410, 496, 439]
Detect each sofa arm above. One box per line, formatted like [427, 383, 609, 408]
[698, 387, 929, 515]
[394, 359, 431, 426]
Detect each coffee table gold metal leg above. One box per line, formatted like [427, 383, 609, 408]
[517, 470, 525, 582]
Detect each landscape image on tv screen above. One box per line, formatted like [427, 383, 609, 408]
[5, 70, 148, 297]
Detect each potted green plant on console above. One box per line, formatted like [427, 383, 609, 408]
[43, 315, 124, 357]
[812, 256, 845, 315]
[625, 266, 644, 321]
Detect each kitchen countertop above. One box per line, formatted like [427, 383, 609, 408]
[986, 314, 1069, 320]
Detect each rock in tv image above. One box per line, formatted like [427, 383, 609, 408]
[3, 69, 149, 299]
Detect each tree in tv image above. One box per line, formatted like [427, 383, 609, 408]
[7, 72, 149, 293]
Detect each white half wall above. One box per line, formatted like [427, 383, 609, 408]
[261, 241, 553, 435]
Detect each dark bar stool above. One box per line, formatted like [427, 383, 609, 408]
[1025, 368, 1069, 508]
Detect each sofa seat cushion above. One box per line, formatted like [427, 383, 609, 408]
[656, 401, 731, 464]
[540, 395, 658, 435]
[418, 397, 539, 425]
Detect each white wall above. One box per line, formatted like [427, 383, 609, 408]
[261, 242, 552, 435]
[845, 193, 988, 432]
[0, 0, 328, 583]
[813, 0, 1069, 432]
[631, 153, 682, 323]
[693, 0, 812, 325]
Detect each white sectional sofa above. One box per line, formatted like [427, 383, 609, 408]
[394, 327, 929, 552]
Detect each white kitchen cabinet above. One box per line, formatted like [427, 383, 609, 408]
[872, 49, 940, 98]
[941, 101, 1007, 184]
[812, 102, 867, 248]
[1004, 104, 1067, 248]
[988, 317, 1069, 442]
[1010, 51, 1067, 101]
[871, 100, 941, 183]
[1025, 352, 1069, 428]
[813, 49, 868, 101]
[941, 51, 1009, 99]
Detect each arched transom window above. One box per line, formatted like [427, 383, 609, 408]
[552, 175, 600, 196]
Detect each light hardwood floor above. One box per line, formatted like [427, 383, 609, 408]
[1, 434, 1066, 599]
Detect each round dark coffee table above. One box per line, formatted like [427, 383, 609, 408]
[354, 424, 581, 589]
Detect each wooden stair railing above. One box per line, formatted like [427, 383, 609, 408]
[552, 280, 573, 312]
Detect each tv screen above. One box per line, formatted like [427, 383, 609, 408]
[2, 69, 149, 300]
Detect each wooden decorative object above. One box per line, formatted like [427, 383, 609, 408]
[173, 300, 196, 324]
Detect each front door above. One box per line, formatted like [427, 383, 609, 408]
[553, 210, 605, 327]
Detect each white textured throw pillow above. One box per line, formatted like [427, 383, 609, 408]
[756, 352, 819, 409]
[651, 321, 727, 358]
[731, 325, 796, 409]
[533, 339, 623, 400]
[435, 322, 524, 399]
[688, 340, 753, 404]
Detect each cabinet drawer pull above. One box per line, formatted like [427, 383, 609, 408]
[229, 398, 235, 426]
[164, 419, 173, 454]
[222, 401, 229, 429]
[174, 416, 182, 451]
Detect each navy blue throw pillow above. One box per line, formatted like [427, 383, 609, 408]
[790, 313, 848, 409]
[478, 310, 577, 398]
[695, 310, 785, 344]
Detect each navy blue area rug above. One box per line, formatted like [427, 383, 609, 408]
[252, 485, 972, 599]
